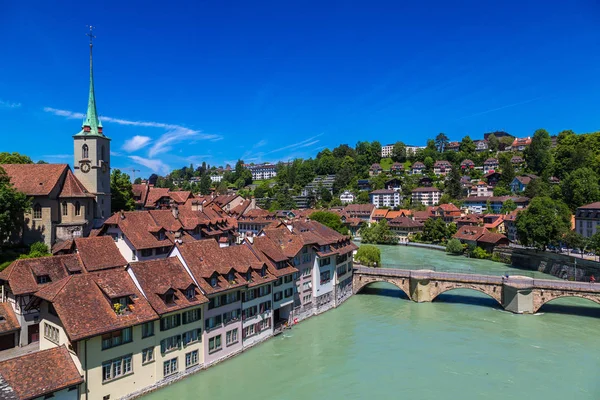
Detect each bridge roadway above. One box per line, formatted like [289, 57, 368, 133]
[352, 266, 600, 314]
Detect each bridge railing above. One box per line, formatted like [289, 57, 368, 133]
[376, 263, 537, 278]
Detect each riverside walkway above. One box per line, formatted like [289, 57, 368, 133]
[353, 266, 600, 314]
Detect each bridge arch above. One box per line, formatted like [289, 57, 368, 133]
[353, 275, 411, 300]
[429, 281, 503, 306]
[533, 293, 600, 314]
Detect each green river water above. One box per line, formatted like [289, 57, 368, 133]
[145, 245, 600, 399]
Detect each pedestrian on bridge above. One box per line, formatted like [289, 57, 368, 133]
[590, 275, 596, 283]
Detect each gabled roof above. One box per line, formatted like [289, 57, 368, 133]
[74, 237, 127, 271]
[34, 270, 158, 341]
[144, 187, 171, 208]
[453, 225, 487, 241]
[460, 159, 475, 166]
[478, 231, 509, 245]
[344, 203, 375, 215]
[0, 164, 68, 196]
[128, 257, 208, 315]
[169, 191, 192, 204]
[131, 183, 149, 205]
[411, 162, 425, 168]
[58, 169, 95, 198]
[484, 158, 499, 164]
[0, 346, 83, 400]
[250, 237, 299, 278]
[102, 211, 173, 250]
[0, 303, 20, 335]
[0, 255, 86, 296]
[578, 202, 600, 210]
[372, 209, 389, 218]
[262, 226, 305, 258]
[388, 216, 424, 228]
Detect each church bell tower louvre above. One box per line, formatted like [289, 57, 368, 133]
[73, 25, 111, 227]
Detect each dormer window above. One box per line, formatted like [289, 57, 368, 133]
[260, 267, 266, 277]
[228, 272, 235, 283]
[112, 297, 130, 315]
[246, 271, 252, 282]
[164, 290, 175, 305]
[37, 275, 50, 284]
[210, 276, 218, 288]
[185, 287, 195, 300]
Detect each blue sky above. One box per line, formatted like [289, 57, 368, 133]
[1, 1, 599, 178]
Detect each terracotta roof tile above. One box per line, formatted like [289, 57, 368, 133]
[453, 225, 487, 241]
[58, 169, 95, 198]
[102, 211, 173, 250]
[34, 270, 158, 341]
[144, 187, 171, 208]
[388, 216, 424, 228]
[0, 164, 67, 196]
[128, 257, 208, 315]
[0, 303, 19, 334]
[0, 255, 85, 296]
[74, 237, 127, 271]
[0, 346, 83, 400]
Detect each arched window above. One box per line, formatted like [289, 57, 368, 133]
[33, 204, 42, 219]
[82, 144, 89, 159]
[101, 145, 105, 161]
[62, 202, 68, 216]
[75, 201, 81, 216]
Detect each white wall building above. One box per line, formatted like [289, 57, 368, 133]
[370, 189, 402, 208]
[381, 144, 394, 158]
[248, 164, 277, 180]
[411, 187, 442, 206]
[339, 190, 355, 204]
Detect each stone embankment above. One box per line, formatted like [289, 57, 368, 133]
[494, 247, 600, 281]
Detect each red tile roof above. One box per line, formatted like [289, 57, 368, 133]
[34, 270, 158, 341]
[454, 225, 487, 241]
[131, 183, 149, 206]
[128, 257, 208, 315]
[74, 237, 127, 271]
[0, 164, 67, 196]
[144, 187, 171, 208]
[0, 255, 85, 296]
[0, 346, 83, 400]
[388, 216, 424, 228]
[250, 237, 299, 277]
[169, 191, 192, 204]
[101, 211, 173, 250]
[344, 204, 375, 216]
[579, 202, 600, 209]
[262, 226, 305, 258]
[478, 231, 509, 245]
[0, 303, 20, 334]
[58, 169, 95, 198]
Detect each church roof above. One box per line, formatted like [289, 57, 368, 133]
[74, 30, 105, 139]
[0, 164, 68, 196]
[59, 169, 95, 198]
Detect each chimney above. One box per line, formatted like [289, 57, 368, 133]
[120, 210, 125, 220]
[247, 233, 254, 244]
[171, 203, 179, 219]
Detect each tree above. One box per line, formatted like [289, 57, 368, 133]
[560, 168, 600, 211]
[356, 191, 370, 204]
[525, 129, 552, 176]
[148, 174, 159, 186]
[563, 230, 586, 255]
[446, 238, 464, 255]
[422, 218, 451, 243]
[500, 199, 517, 214]
[110, 169, 135, 213]
[471, 247, 490, 259]
[309, 211, 349, 235]
[391, 142, 407, 163]
[216, 181, 228, 195]
[523, 177, 549, 199]
[199, 175, 212, 195]
[319, 186, 332, 204]
[18, 242, 50, 259]
[361, 219, 396, 244]
[515, 197, 571, 249]
[355, 245, 381, 267]
[487, 134, 499, 152]
[497, 153, 515, 190]
[435, 133, 449, 152]
[446, 164, 462, 199]
[0, 167, 31, 244]
[133, 177, 142, 184]
[459, 136, 476, 155]
[0, 152, 33, 164]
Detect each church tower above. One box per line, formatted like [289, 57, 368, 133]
[73, 26, 111, 227]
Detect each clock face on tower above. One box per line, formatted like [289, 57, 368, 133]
[80, 162, 91, 173]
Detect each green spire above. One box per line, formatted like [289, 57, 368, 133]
[76, 26, 104, 137]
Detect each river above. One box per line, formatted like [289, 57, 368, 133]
[144, 245, 600, 399]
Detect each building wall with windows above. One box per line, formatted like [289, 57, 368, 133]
[105, 225, 170, 263]
[575, 203, 600, 238]
[381, 144, 394, 158]
[241, 283, 273, 347]
[334, 253, 353, 305]
[203, 290, 243, 366]
[313, 254, 335, 312]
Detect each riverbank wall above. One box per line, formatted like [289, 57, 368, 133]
[494, 247, 600, 281]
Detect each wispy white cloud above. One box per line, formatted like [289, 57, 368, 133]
[254, 139, 268, 149]
[122, 135, 152, 152]
[45, 107, 223, 161]
[128, 155, 171, 175]
[44, 107, 84, 119]
[110, 151, 122, 157]
[264, 133, 324, 155]
[456, 97, 544, 120]
[0, 100, 22, 109]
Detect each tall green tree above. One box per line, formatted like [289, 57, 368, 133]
[497, 153, 515, 190]
[199, 175, 212, 195]
[459, 136, 476, 155]
[560, 168, 600, 210]
[0, 152, 33, 164]
[515, 196, 571, 249]
[110, 169, 135, 212]
[435, 133, 449, 152]
[391, 142, 407, 163]
[525, 129, 552, 176]
[355, 244, 381, 267]
[446, 163, 462, 199]
[487, 134, 499, 152]
[0, 167, 31, 244]
[309, 211, 348, 235]
[361, 219, 396, 244]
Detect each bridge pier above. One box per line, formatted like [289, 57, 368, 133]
[502, 284, 534, 314]
[410, 279, 432, 302]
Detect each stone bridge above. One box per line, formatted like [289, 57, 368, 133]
[353, 266, 600, 314]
